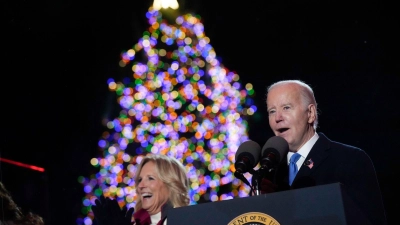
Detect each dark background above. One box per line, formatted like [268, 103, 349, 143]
[2, 0, 398, 224]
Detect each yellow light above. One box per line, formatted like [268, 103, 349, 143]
[127, 49, 135, 57]
[158, 49, 167, 56]
[90, 158, 99, 166]
[108, 81, 117, 90]
[153, 0, 179, 10]
[245, 83, 253, 90]
[197, 104, 204, 112]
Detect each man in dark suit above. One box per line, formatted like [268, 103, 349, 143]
[262, 80, 387, 225]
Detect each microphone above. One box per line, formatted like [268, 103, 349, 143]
[260, 136, 289, 171]
[234, 140, 261, 174]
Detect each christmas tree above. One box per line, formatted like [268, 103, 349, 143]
[77, 5, 257, 225]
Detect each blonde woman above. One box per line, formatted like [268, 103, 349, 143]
[92, 154, 190, 225]
[133, 154, 190, 225]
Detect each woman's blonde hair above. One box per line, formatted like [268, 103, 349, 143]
[134, 154, 190, 212]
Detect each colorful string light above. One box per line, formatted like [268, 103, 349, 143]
[77, 7, 257, 225]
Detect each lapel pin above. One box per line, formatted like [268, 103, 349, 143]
[304, 159, 314, 169]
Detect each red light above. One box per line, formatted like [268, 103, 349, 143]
[0, 157, 45, 172]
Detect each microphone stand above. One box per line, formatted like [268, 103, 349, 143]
[250, 166, 275, 196]
[234, 171, 254, 195]
[250, 168, 261, 196]
[234, 166, 276, 197]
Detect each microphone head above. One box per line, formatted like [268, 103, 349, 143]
[234, 140, 261, 173]
[261, 136, 289, 165]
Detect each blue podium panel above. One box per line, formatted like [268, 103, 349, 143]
[168, 183, 371, 225]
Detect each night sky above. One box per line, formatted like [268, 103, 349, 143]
[2, 0, 399, 224]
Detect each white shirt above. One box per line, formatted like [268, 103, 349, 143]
[150, 212, 161, 225]
[150, 212, 167, 225]
[287, 132, 319, 170]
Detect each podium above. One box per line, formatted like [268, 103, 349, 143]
[168, 183, 371, 225]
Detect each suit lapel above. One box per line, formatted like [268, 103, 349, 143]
[295, 133, 331, 178]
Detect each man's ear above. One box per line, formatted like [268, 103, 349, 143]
[307, 104, 316, 124]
